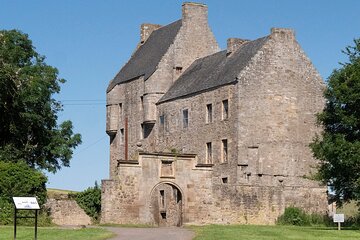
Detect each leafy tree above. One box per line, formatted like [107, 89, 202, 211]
[311, 38, 360, 206]
[72, 182, 102, 222]
[0, 29, 81, 173]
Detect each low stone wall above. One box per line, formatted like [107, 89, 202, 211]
[46, 198, 92, 226]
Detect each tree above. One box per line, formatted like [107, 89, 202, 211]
[0, 161, 47, 224]
[311, 38, 360, 206]
[0, 161, 47, 203]
[0, 30, 81, 173]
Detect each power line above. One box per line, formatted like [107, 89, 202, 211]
[73, 135, 108, 157]
[57, 99, 106, 106]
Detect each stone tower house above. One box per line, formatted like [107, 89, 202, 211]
[102, 2, 327, 226]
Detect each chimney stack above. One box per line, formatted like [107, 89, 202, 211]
[182, 2, 208, 25]
[270, 28, 295, 40]
[227, 38, 249, 55]
[140, 23, 162, 44]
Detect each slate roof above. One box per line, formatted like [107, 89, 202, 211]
[158, 36, 269, 103]
[107, 20, 182, 92]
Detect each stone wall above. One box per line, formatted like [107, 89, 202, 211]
[46, 198, 92, 226]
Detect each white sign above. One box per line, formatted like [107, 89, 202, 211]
[12, 197, 40, 210]
[333, 213, 345, 223]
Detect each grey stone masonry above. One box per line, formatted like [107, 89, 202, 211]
[102, 2, 327, 226]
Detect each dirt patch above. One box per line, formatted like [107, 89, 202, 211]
[106, 227, 194, 240]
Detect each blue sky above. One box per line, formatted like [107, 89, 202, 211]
[1, 0, 359, 191]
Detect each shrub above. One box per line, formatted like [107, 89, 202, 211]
[73, 182, 101, 223]
[277, 207, 310, 226]
[277, 207, 333, 226]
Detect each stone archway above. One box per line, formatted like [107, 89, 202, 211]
[150, 182, 183, 227]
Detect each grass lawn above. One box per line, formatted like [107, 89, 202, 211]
[0, 226, 114, 240]
[190, 225, 360, 240]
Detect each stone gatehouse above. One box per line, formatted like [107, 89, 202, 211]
[101, 2, 327, 226]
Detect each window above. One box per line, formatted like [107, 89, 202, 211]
[222, 177, 228, 184]
[206, 104, 212, 123]
[160, 190, 165, 208]
[159, 114, 165, 132]
[140, 96, 144, 112]
[160, 115, 165, 125]
[161, 160, 174, 177]
[182, 109, 189, 128]
[222, 99, 229, 120]
[119, 103, 123, 119]
[206, 142, 212, 163]
[141, 123, 154, 139]
[120, 128, 124, 144]
[222, 139, 228, 162]
[175, 66, 183, 74]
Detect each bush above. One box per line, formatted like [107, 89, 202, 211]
[277, 207, 333, 227]
[72, 182, 101, 223]
[277, 207, 311, 226]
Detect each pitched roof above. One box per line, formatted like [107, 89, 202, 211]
[107, 20, 182, 92]
[158, 36, 269, 103]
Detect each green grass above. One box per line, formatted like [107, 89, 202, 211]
[0, 226, 114, 240]
[189, 225, 360, 240]
[47, 188, 78, 199]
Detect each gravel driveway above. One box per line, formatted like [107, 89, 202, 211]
[106, 227, 195, 240]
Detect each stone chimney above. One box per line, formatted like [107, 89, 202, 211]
[140, 23, 162, 44]
[270, 28, 295, 40]
[227, 38, 249, 55]
[182, 2, 208, 25]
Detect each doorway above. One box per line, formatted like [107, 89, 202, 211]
[150, 183, 182, 226]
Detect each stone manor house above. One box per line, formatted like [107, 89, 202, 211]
[102, 2, 327, 226]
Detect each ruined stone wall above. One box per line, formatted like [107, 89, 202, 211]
[101, 165, 142, 224]
[46, 198, 92, 226]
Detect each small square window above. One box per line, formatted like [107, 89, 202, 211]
[175, 66, 183, 74]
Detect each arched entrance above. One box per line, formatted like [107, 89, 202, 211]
[150, 182, 183, 226]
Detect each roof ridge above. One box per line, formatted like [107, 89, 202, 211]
[158, 36, 269, 103]
[107, 19, 182, 92]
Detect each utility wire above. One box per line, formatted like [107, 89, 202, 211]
[58, 99, 106, 106]
[73, 135, 108, 157]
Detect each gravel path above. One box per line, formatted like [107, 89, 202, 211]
[106, 227, 195, 240]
